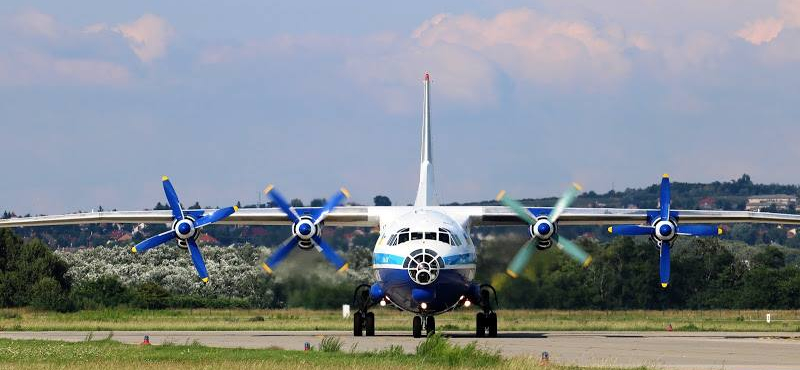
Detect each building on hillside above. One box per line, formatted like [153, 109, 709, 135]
[698, 197, 716, 210]
[197, 233, 219, 245]
[745, 194, 797, 211]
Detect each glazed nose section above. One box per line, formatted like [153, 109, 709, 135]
[403, 247, 444, 285]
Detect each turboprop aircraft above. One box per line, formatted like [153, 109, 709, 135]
[4, 73, 800, 338]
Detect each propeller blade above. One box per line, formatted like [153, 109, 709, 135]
[263, 185, 300, 223]
[187, 238, 209, 283]
[496, 190, 537, 225]
[195, 206, 238, 228]
[131, 230, 176, 254]
[659, 241, 670, 288]
[660, 174, 670, 221]
[261, 235, 299, 274]
[162, 176, 184, 220]
[549, 183, 581, 223]
[312, 235, 348, 272]
[608, 225, 654, 236]
[313, 188, 350, 225]
[677, 224, 722, 236]
[506, 238, 538, 278]
[554, 236, 592, 268]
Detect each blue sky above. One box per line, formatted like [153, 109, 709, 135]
[2, 1, 800, 214]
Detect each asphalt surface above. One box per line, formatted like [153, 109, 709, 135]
[2, 330, 799, 370]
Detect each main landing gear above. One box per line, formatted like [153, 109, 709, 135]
[352, 284, 376, 336]
[476, 284, 498, 337]
[413, 315, 435, 338]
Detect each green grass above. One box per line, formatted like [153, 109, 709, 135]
[0, 335, 645, 370]
[1, 308, 798, 332]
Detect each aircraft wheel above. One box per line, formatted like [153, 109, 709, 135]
[353, 313, 363, 337]
[487, 312, 497, 337]
[425, 316, 436, 336]
[412, 316, 423, 338]
[475, 312, 486, 338]
[365, 312, 375, 336]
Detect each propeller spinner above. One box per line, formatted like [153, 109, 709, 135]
[496, 183, 592, 278]
[131, 176, 238, 283]
[260, 185, 350, 273]
[608, 174, 722, 288]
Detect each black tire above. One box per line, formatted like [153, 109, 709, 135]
[487, 312, 497, 338]
[353, 313, 363, 337]
[412, 316, 423, 338]
[365, 312, 375, 336]
[425, 316, 436, 336]
[475, 312, 485, 338]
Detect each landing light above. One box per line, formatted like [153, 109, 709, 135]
[420, 302, 428, 310]
[464, 300, 471, 308]
[380, 299, 387, 307]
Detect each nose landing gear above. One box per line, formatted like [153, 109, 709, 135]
[412, 315, 435, 338]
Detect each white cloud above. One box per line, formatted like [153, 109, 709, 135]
[11, 9, 58, 38]
[410, 9, 634, 88]
[737, 18, 784, 45]
[0, 51, 130, 87]
[779, 0, 800, 27]
[85, 14, 174, 63]
[112, 14, 174, 63]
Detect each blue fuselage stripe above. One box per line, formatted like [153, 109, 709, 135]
[373, 252, 475, 267]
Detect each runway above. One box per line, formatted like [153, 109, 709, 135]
[2, 330, 799, 370]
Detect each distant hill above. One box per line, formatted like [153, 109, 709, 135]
[456, 174, 799, 212]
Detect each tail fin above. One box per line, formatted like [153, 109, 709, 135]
[414, 72, 438, 207]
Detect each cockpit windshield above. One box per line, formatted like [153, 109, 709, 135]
[387, 227, 462, 246]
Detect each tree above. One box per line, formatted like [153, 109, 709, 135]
[30, 277, 71, 312]
[373, 195, 392, 206]
[290, 198, 304, 207]
[310, 198, 326, 207]
[188, 202, 202, 210]
[753, 246, 786, 269]
[132, 282, 170, 309]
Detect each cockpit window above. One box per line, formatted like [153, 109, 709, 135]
[451, 233, 462, 246]
[410, 232, 423, 241]
[424, 232, 436, 240]
[438, 233, 450, 244]
[398, 233, 409, 244]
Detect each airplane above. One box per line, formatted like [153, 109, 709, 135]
[4, 72, 800, 338]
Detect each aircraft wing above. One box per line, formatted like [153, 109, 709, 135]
[470, 206, 800, 226]
[0, 207, 382, 228]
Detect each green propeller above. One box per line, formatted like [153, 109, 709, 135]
[496, 183, 592, 278]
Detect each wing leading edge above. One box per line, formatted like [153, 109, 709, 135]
[0, 207, 380, 228]
[472, 206, 800, 226]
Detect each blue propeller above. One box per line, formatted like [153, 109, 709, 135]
[260, 185, 350, 273]
[131, 176, 238, 283]
[608, 174, 721, 288]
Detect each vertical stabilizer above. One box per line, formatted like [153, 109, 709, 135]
[414, 72, 438, 207]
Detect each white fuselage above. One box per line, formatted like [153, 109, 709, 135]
[371, 209, 477, 314]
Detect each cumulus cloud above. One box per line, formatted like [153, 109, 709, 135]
[410, 9, 635, 88]
[85, 14, 174, 63]
[737, 18, 784, 45]
[11, 9, 58, 38]
[736, 0, 800, 45]
[0, 51, 130, 87]
[779, 0, 800, 27]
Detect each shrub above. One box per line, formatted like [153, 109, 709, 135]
[132, 282, 170, 309]
[71, 276, 131, 309]
[30, 277, 72, 312]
